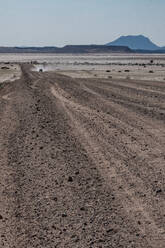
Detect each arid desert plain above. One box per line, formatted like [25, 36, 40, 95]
[0, 53, 165, 248]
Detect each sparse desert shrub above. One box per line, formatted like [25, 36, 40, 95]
[149, 70, 154, 73]
[1, 67, 10, 70]
[124, 70, 130, 72]
[106, 70, 111, 72]
[31, 61, 38, 64]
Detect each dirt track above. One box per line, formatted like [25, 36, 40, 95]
[0, 64, 165, 248]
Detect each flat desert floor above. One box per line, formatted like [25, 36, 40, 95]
[0, 54, 165, 248]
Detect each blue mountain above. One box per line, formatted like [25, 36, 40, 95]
[106, 35, 160, 51]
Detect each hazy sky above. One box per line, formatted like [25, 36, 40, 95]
[0, 0, 165, 46]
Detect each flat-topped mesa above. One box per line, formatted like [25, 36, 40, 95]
[60, 45, 131, 53]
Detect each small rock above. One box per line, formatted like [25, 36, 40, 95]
[68, 176, 73, 182]
[156, 189, 162, 194]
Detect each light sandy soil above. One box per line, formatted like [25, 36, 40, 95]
[0, 53, 165, 64]
[0, 62, 165, 248]
[1, 53, 165, 81]
[29, 54, 165, 81]
[0, 64, 21, 83]
[57, 64, 165, 81]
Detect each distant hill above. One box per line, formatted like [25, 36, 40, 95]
[0, 40, 165, 54]
[106, 35, 160, 51]
[0, 47, 59, 53]
[59, 45, 131, 53]
[135, 48, 165, 54]
[0, 45, 131, 54]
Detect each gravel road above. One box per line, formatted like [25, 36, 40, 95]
[0, 64, 165, 247]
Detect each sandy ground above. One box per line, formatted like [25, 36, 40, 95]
[0, 63, 21, 83]
[57, 65, 165, 81]
[1, 53, 165, 81]
[29, 54, 165, 82]
[0, 62, 165, 248]
[1, 53, 165, 64]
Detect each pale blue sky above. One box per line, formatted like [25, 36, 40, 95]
[0, 0, 165, 46]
